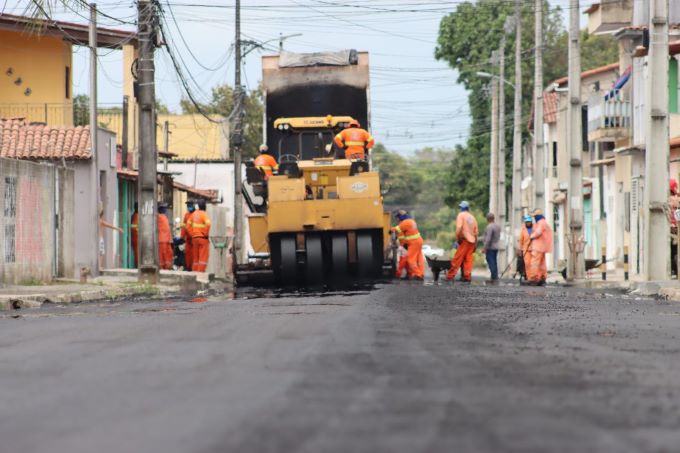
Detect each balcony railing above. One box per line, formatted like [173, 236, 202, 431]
[0, 103, 74, 127]
[587, 90, 631, 142]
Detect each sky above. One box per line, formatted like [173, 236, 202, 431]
[2, 0, 577, 154]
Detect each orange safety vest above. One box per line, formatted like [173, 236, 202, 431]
[334, 128, 375, 160]
[254, 154, 279, 179]
[158, 213, 173, 243]
[181, 211, 193, 240]
[188, 210, 211, 239]
[394, 218, 421, 243]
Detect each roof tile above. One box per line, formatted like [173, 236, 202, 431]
[0, 118, 91, 160]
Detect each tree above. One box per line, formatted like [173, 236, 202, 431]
[180, 85, 264, 159]
[435, 1, 618, 212]
[372, 143, 422, 209]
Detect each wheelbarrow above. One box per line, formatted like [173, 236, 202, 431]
[426, 255, 451, 282]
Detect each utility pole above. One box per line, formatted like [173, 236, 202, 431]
[498, 31, 507, 228]
[643, 0, 670, 280]
[489, 70, 499, 216]
[511, 0, 523, 241]
[137, 0, 159, 282]
[232, 0, 244, 271]
[533, 0, 545, 212]
[89, 3, 100, 274]
[566, 0, 585, 280]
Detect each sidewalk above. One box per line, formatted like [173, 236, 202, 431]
[0, 269, 227, 311]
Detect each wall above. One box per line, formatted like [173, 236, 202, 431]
[0, 29, 73, 126]
[68, 129, 119, 273]
[97, 113, 229, 160]
[0, 157, 74, 284]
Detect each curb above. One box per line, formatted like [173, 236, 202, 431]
[0, 284, 182, 311]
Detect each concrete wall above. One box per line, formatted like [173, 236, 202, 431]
[68, 129, 119, 273]
[0, 157, 74, 284]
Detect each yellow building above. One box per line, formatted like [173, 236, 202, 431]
[97, 112, 230, 160]
[0, 13, 135, 127]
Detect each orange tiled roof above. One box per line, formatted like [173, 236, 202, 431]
[0, 118, 91, 160]
[527, 91, 560, 130]
[552, 62, 620, 87]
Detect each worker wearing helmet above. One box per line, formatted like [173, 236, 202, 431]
[390, 209, 424, 280]
[189, 200, 211, 272]
[158, 202, 174, 270]
[333, 119, 374, 160]
[526, 208, 553, 285]
[254, 144, 278, 180]
[517, 214, 534, 280]
[446, 201, 478, 283]
[181, 200, 196, 271]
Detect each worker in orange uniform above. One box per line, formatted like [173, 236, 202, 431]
[516, 215, 534, 280]
[526, 208, 553, 286]
[158, 203, 174, 270]
[391, 210, 424, 280]
[254, 144, 278, 180]
[446, 201, 478, 283]
[333, 119, 374, 160]
[130, 202, 139, 267]
[181, 200, 196, 271]
[394, 231, 409, 279]
[189, 200, 211, 272]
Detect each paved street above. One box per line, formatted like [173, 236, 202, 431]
[2, 282, 680, 453]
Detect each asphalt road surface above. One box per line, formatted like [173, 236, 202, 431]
[2, 281, 680, 453]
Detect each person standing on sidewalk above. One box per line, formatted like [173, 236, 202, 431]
[482, 212, 501, 281]
[446, 201, 478, 283]
[189, 200, 211, 272]
[181, 200, 196, 271]
[158, 203, 174, 270]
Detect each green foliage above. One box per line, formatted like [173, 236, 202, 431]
[180, 85, 264, 159]
[434, 1, 618, 212]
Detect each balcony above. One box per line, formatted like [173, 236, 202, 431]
[0, 103, 74, 127]
[585, 0, 632, 35]
[587, 90, 631, 142]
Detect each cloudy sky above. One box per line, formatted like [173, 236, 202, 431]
[3, 0, 577, 154]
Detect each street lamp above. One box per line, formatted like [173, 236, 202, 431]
[476, 71, 515, 89]
[279, 33, 303, 51]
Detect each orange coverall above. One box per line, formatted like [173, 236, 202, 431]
[130, 212, 139, 267]
[334, 128, 375, 160]
[518, 225, 532, 256]
[254, 154, 278, 180]
[447, 211, 478, 282]
[189, 209, 211, 272]
[158, 213, 174, 270]
[181, 211, 194, 271]
[395, 234, 408, 279]
[393, 218, 424, 279]
[526, 218, 553, 283]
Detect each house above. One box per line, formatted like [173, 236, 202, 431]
[0, 13, 136, 127]
[531, 63, 620, 271]
[0, 117, 118, 277]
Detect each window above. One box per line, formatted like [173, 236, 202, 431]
[65, 66, 70, 99]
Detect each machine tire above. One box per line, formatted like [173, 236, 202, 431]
[357, 232, 375, 278]
[280, 236, 298, 286]
[331, 234, 349, 279]
[305, 235, 324, 284]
